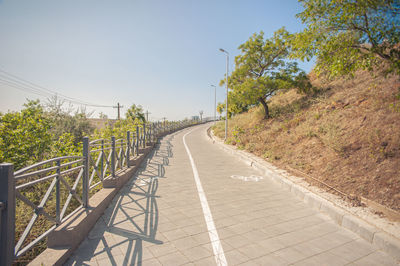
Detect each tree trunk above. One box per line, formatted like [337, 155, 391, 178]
[259, 97, 269, 119]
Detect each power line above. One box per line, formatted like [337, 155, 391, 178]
[0, 78, 52, 98]
[0, 68, 114, 108]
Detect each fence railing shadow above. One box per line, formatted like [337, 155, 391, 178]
[67, 136, 173, 265]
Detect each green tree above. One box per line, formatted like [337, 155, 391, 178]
[126, 104, 146, 124]
[217, 102, 225, 116]
[50, 132, 81, 157]
[291, 0, 400, 77]
[223, 28, 311, 119]
[0, 100, 53, 169]
[45, 96, 94, 143]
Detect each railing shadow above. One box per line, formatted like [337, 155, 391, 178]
[66, 136, 173, 265]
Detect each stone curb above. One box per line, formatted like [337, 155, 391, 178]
[207, 127, 400, 261]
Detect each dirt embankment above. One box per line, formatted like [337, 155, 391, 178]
[213, 70, 400, 214]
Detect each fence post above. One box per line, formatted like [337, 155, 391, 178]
[0, 163, 15, 266]
[130, 132, 135, 157]
[136, 126, 139, 156]
[149, 123, 153, 143]
[119, 139, 123, 169]
[101, 140, 104, 180]
[143, 123, 146, 148]
[111, 136, 116, 178]
[126, 131, 130, 168]
[56, 159, 61, 224]
[82, 137, 89, 207]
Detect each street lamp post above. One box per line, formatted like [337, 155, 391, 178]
[211, 85, 216, 125]
[219, 48, 229, 141]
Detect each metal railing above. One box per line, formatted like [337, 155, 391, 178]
[0, 119, 199, 265]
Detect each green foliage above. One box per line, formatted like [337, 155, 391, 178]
[0, 100, 53, 169]
[223, 28, 311, 119]
[232, 125, 245, 144]
[46, 96, 94, 144]
[217, 102, 225, 116]
[50, 133, 81, 157]
[126, 104, 146, 124]
[291, 0, 400, 77]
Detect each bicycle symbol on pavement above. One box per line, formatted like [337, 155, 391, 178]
[230, 175, 264, 182]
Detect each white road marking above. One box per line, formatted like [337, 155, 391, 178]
[183, 129, 228, 266]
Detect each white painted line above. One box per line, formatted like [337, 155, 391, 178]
[183, 129, 228, 266]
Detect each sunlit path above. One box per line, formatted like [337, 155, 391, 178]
[66, 124, 398, 265]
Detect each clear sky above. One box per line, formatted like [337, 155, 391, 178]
[0, 0, 314, 121]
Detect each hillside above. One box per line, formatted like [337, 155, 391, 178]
[213, 69, 400, 214]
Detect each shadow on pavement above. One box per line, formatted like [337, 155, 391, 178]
[67, 135, 174, 265]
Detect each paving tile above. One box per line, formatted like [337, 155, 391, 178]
[182, 245, 213, 261]
[273, 246, 310, 264]
[215, 227, 236, 240]
[157, 221, 180, 232]
[251, 253, 290, 265]
[242, 229, 270, 242]
[181, 223, 208, 235]
[226, 222, 253, 235]
[292, 250, 350, 266]
[148, 242, 177, 257]
[351, 250, 399, 266]
[157, 251, 190, 265]
[223, 234, 252, 249]
[190, 231, 212, 245]
[258, 237, 289, 253]
[237, 243, 271, 259]
[214, 217, 240, 228]
[328, 239, 376, 262]
[96, 256, 121, 266]
[224, 249, 250, 265]
[201, 239, 235, 254]
[141, 258, 162, 266]
[162, 228, 190, 241]
[192, 256, 216, 266]
[173, 236, 201, 251]
[291, 239, 330, 257]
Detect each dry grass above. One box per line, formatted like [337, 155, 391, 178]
[213, 69, 400, 212]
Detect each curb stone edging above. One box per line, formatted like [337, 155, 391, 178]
[206, 127, 400, 261]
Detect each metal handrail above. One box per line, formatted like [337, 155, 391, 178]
[0, 119, 199, 264]
[15, 156, 83, 176]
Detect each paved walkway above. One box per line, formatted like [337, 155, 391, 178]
[66, 124, 398, 265]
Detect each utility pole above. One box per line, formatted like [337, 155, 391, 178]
[162, 117, 166, 127]
[113, 103, 123, 120]
[145, 110, 151, 122]
[211, 85, 216, 125]
[219, 48, 229, 141]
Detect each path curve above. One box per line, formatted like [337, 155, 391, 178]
[66, 123, 398, 265]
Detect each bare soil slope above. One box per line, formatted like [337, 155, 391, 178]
[213, 70, 400, 214]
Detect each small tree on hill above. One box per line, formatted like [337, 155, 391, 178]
[222, 28, 311, 119]
[291, 0, 400, 77]
[216, 102, 224, 117]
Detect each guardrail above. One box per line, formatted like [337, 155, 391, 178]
[0, 119, 201, 265]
